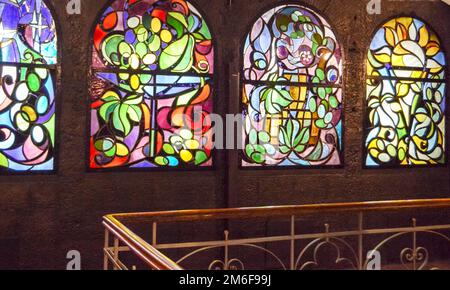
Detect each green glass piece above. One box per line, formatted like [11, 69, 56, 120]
[163, 144, 175, 155]
[155, 156, 169, 166]
[0, 153, 8, 168]
[148, 34, 161, 52]
[27, 73, 41, 92]
[195, 151, 208, 165]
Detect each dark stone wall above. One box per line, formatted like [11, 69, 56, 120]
[0, 0, 448, 269]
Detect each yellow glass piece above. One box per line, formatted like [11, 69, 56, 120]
[418, 25, 429, 47]
[426, 46, 439, 57]
[104, 90, 119, 98]
[22, 105, 37, 122]
[374, 53, 391, 63]
[130, 75, 140, 90]
[397, 17, 413, 31]
[393, 43, 410, 55]
[369, 149, 380, 159]
[151, 18, 162, 33]
[291, 88, 307, 111]
[310, 112, 320, 142]
[385, 28, 396, 47]
[415, 113, 428, 123]
[180, 150, 193, 163]
[290, 87, 299, 102]
[160, 30, 173, 43]
[242, 87, 249, 104]
[438, 131, 444, 147]
[116, 143, 129, 157]
[185, 140, 200, 150]
[396, 83, 409, 98]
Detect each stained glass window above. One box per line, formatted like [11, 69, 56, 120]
[365, 17, 446, 167]
[90, 0, 214, 169]
[0, 0, 58, 172]
[241, 5, 343, 167]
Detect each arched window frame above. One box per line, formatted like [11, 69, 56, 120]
[364, 15, 447, 168]
[239, 3, 345, 169]
[88, 0, 217, 171]
[0, 0, 60, 174]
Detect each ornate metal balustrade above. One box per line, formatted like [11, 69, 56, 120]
[103, 199, 450, 270]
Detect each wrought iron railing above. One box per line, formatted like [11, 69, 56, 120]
[103, 199, 450, 270]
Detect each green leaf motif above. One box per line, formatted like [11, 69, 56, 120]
[99, 101, 118, 122]
[258, 131, 271, 143]
[159, 35, 195, 72]
[99, 93, 144, 137]
[261, 87, 293, 114]
[246, 128, 277, 160]
[167, 12, 188, 38]
[246, 144, 266, 164]
[279, 119, 310, 154]
[102, 34, 124, 66]
[124, 94, 143, 106]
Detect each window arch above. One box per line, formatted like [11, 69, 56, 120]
[241, 4, 343, 167]
[90, 0, 214, 170]
[365, 17, 446, 167]
[0, 0, 58, 172]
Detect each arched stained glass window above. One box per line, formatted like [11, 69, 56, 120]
[241, 5, 343, 167]
[365, 17, 446, 167]
[0, 0, 58, 172]
[90, 0, 214, 170]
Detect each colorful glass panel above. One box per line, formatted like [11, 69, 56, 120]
[366, 17, 446, 167]
[241, 5, 343, 167]
[90, 0, 214, 169]
[0, 0, 58, 172]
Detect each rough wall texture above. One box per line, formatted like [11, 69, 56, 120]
[0, 0, 449, 270]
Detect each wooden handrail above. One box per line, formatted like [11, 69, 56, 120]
[106, 198, 450, 224]
[103, 215, 183, 270]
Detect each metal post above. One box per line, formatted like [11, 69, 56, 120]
[152, 222, 158, 247]
[103, 229, 109, 270]
[358, 212, 364, 270]
[224, 231, 230, 270]
[113, 237, 119, 270]
[412, 218, 417, 270]
[290, 216, 296, 270]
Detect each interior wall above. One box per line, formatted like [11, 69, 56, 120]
[0, 0, 448, 270]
